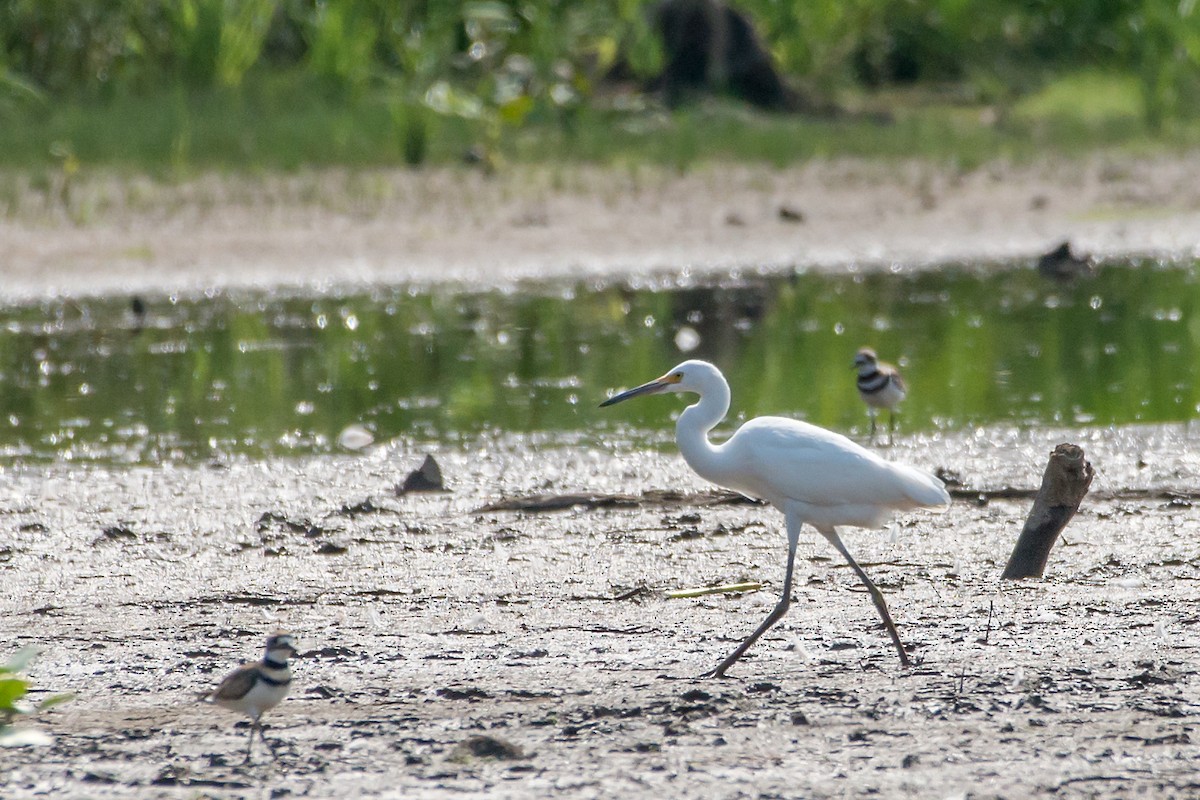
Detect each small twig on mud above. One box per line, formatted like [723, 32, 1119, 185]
[830, 560, 920, 570]
[569, 585, 655, 602]
[1056, 776, 1136, 789]
[475, 492, 640, 513]
[665, 582, 763, 599]
[949, 486, 1038, 501]
[958, 599, 1000, 693]
[920, 575, 944, 601]
[547, 625, 656, 635]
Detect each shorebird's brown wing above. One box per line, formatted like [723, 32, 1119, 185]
[888, 366, 907, 394]
[213, 664, 259, 701]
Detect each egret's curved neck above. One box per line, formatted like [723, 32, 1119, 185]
[675, 374, 731, 481]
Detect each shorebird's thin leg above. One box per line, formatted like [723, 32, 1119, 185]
[243, 721, 256, 764]
[258, 721, 280, 760]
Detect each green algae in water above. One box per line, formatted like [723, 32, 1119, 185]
[2, 260, 1199, 464]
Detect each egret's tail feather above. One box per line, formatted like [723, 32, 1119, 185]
[893, 463, 952, 510]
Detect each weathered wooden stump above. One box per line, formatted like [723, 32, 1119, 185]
[1001, 443, 1094, 579]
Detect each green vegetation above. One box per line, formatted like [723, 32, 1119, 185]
[4, 261, 1200, 464]
[0, 648, 72, 747]
[2, 2, 1199, 173]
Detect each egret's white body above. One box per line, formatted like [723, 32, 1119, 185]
[601, 359, 949, 677]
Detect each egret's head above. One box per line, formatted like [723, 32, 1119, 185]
[853, 348, 878, 371]
[599, 360, 717, 407]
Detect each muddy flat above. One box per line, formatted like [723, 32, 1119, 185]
[3, 157, 1200, 796]
[3, 423, 1199, 798]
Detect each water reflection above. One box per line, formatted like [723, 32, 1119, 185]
[1, 260, 1198, 463]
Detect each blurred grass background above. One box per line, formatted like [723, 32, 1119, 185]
[1, 0, 1199, 175]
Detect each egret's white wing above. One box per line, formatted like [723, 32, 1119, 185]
[717, 416, 948, 513]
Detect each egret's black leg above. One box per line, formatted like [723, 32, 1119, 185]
[820, 526, 911, 666]
[703, 512, 801, 678]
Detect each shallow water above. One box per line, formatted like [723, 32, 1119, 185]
[2, 258, 1199, 463]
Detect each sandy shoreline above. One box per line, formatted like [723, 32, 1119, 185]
[3, 154, 1200, 302]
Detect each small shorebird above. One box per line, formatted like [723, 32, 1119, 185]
[854, 348, 906, 445]
[207, 633, 297, 763]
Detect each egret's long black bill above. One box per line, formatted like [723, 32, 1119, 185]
[599, 378, 671, 407]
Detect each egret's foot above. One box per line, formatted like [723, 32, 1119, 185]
[700, 655, 745, 679]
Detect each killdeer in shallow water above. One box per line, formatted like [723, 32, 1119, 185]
[207, 633, 297, 763]
[854, 348, 906, 445]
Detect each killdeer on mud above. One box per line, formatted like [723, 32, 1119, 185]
[206, 633, 297, 763]
[854, 348, 906, 445]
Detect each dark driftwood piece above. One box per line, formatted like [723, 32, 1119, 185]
[478, 482, 1181, 517]
[474, 489, 751, 514]
[1001, 444, 1094, 580]
[396, 454, 446, 495]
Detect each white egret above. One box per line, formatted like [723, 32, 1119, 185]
[600, 359, 949, 677]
